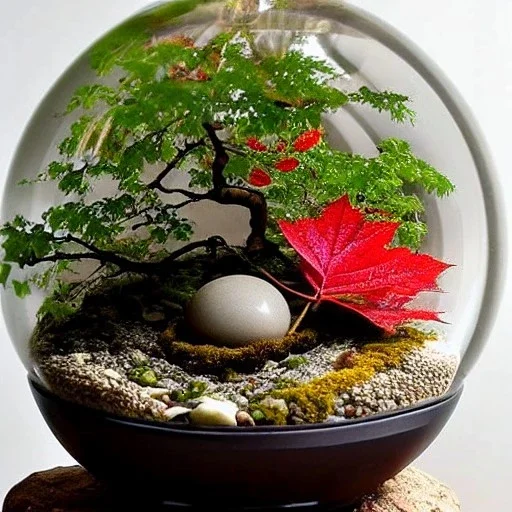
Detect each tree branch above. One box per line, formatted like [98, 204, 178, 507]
[201, 123, 268, 252]
[25, 236, 228, 276]
[148, 139, 205, 191]
[202, 123, 228, 189]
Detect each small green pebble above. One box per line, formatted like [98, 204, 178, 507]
[251, 410, 265, 422]
[129, 367, 158, 387]
[171, 380, 209, 402]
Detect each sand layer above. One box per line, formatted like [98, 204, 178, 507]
[37, 319, 458, 426]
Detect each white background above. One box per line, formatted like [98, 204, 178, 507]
[0, 1, 510, 510]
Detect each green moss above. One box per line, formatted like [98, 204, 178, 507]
[160, 326, 319, 375]
[273, 327, 434, 423]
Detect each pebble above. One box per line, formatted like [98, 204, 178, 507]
[189, 397, 239, 427]
[333, 347, 459, 420]
[236, 411, 256, 427]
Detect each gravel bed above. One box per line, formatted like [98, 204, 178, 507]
[37, 321, 459, 425]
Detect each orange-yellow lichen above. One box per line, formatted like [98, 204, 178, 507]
[273, 328, 434, 423]
[160, 326, 318, 375]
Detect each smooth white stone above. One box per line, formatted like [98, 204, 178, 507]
[185, 274, 291, 347]
[189, 397, 238, 427]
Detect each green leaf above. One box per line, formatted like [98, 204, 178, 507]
[348, 86, 416, 124]
[37, 294, 77, 321]
[67, 85, 118, 113]
[0, 264, 11, 287]
[12, 280, 31, 298]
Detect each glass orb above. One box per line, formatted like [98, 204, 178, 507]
[0, 0, 505, 430]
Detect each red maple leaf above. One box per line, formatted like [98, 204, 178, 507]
[277, 195, 451, 333]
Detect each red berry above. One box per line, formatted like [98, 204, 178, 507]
[276, 140, 288, 152]
[248, 168, 272, 187]
[275, 157, 300, 172]
[246, 137, 268, 152]
[293, 129, 322, 152]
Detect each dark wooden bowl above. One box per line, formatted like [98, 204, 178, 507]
[29, 375, 462, 510]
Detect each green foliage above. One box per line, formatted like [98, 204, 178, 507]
[0, 25, 454, 318]
[256, 137, 454, 249]
[0, 264, 11, 287]
[37, 295, 78, 322]
[348, 86, 416, 123]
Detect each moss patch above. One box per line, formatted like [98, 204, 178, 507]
[160, 326, 319, 375]
[273, 327, 435, 423]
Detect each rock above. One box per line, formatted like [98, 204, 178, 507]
[332, 349, 356, 370]
[358, 466, 460, 511]
[344, 404, 356, 418]
[189, 397, 238, 426]
[146, 388, 171, 398]
[2, 466, 460, 512]
[185, 274, 291, 347]
[2, 466, 110, 512]
[236, 411, 256, 426]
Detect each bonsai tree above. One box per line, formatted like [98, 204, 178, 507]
[0, 30, 454, 321]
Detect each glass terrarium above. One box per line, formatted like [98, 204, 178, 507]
[0, 0, 505, 508]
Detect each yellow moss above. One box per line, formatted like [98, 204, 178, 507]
[274, 327, 434, 423]
[160, 326, 319, 375]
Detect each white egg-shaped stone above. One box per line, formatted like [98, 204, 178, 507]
[185, 275, 291, 347]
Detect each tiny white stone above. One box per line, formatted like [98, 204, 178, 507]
[189, 397, 238, 427]
[185, 275, 291, 347]
[146, 388, 172, 398]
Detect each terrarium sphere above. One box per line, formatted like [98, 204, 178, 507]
[185, 275, 291, 347]
[0, 0, 505, 438]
